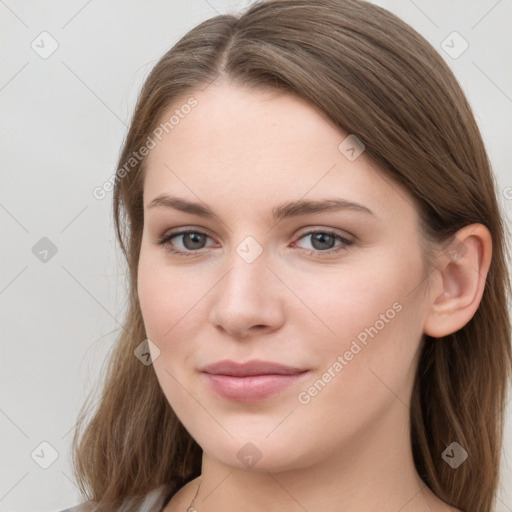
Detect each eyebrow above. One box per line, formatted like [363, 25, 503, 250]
[146, 195, 374, 222]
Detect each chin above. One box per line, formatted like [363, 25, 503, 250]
[195, 431, 320, 473]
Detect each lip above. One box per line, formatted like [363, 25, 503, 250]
[200, 359, 310, 402]
[200, 359, 307, 377]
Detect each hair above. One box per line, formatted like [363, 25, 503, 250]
[72, 1, 512, 511]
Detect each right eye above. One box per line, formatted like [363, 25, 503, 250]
[155, 229, 216, 256]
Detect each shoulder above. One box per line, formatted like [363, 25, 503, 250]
[58, 484, 174, 512]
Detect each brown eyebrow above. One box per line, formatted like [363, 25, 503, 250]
[146, 195, 374, 222]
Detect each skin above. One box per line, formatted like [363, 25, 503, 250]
[137, 79, 491, 512]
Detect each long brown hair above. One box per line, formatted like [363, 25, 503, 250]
[72, 1, 512, 511]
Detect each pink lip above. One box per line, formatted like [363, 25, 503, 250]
[200, 359, 309, 401]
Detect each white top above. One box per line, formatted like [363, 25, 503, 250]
[59, 484, 174, 512]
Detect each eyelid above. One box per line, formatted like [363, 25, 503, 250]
[155, 226, 356, 257]
[294, 226, 355, 242]
[291, 229, 355, 255]
[157, 228, 218, 252]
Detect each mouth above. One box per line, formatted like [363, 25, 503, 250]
[200, 359, 310, 401]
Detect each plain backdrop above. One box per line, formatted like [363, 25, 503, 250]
[1, 0, 511, 511]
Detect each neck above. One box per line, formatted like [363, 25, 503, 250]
[189, 403, 444, 512]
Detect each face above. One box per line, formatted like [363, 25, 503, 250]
[137, 81, 432, 472]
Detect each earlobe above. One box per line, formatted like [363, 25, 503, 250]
[423, 224, 492, 339]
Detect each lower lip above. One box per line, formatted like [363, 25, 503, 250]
[203, 372, 309, 401]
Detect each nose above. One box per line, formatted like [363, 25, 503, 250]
[208, 248, 285, 340]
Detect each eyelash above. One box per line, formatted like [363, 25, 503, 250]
[154, 228, 355, 258]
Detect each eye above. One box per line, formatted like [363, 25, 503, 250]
[155, 229, 216, 256]
[292, 230, 355, 256]
[154, 228, 355, 257]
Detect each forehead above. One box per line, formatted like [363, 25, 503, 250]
[142, 82, 416, 226]
[147, 81, 342, 167]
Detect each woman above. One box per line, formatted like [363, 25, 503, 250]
[65, 0, 511, 511]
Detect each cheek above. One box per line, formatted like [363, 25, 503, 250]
[137, 253, 199, 410]
[137, 249, 200, 340]
[301, 255, 425, 417]
[303, 261, 406, 348]
[137, 258, 167, 339]
[305, 248, 423, 369]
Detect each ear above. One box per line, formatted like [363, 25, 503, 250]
[423, 224, 492, 338]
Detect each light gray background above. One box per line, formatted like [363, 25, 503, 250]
[1, 1, 511, 511]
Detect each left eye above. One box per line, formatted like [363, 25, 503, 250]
[293, 230, 354, 254]
[155, 229, 354, 257]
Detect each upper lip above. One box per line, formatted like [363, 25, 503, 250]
[200, 359, 308, 377]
